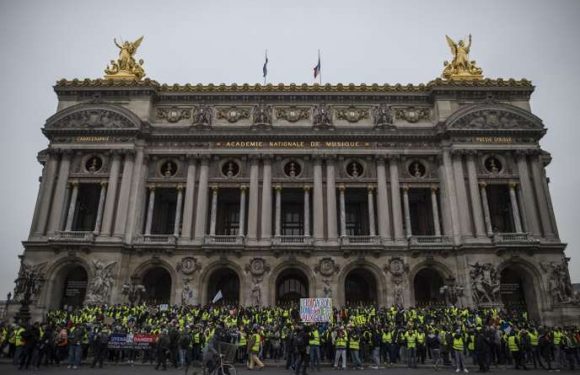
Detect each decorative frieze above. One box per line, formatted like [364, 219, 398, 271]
[336, 106, 369, 123]
[216, 106, 251, 123]
[157, 107, 192, 123]
[394, 106, 431, 123]
[275, 106, 310, 122]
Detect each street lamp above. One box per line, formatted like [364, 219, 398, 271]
[13, 259, 44, 324]
[122, 275, 146, 306]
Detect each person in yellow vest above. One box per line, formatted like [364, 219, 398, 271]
[192, 325, 202, 363]
[528, 327, 542, 369]
[13, 323, 25, 367]
[308, 324, 321, 371]
[333, 326, 348, 370]
[417, 327, 427, 364]
[507, 330, 527, 370]
[381, 326, 393, 366]
[237, 326, 247, 364]
[453, 330, 469, 373]
[247, 327, 264, 370]
[552, 327, 563, 371]
[349, 329, 363, 370]
[405, 328, 418, 368]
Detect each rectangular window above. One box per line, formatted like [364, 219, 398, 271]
[281, 189, 304, 236]
[487, 184, 515, 233]
[344, 188, 370, 236]
[72, 183, 101, 231]
[151, 188, 178, 234]
[408, 188, 435, 236]
[216, 189, 241, 235]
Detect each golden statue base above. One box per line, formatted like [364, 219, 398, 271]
[444, 72, 484, 81]
[104, 70, 141, 81]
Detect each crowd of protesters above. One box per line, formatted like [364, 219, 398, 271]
[1, 303, 579, 373]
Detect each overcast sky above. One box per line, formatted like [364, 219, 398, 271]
[0, 0, 579, 299]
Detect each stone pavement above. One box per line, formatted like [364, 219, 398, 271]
[0, 361, 570, 375]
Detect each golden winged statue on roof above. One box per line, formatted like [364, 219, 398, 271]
[442, 34, 483, 80]
[104, 36, 146, 80]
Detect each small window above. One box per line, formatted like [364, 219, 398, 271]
[346, 160, 364, 178]
[408, 161, 426, 178]
[221, 160, 240, 178]
[283, 160, 302, 178]
[85, 156, 103, 173]
[160, 160, 178, 177]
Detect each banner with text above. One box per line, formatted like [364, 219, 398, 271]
[300, 298, 332, 323]
[107, 333, 157, 349]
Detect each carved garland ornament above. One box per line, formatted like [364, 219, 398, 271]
[276, 107, 310, 122]
[245, 258, 270, 279]
[394, 107, 431, 123]
[157, 107, 192, 123]
[336, 106, 369, 123]
[176, 257, 201, 275]
[314, 258, 340, 277]
[216, 107, 251, 123]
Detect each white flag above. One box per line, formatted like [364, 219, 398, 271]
[212, 290, 223, 303]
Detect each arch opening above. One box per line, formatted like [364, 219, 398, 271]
[413, 268, 444, 307]
[142, 267, 172, 305]
[60, 265, 88, 308]
[345, 268, 377, 305]
[207, 268, 240, 305]
[500, 265, 539, 319]
[276, 268, 309, 305]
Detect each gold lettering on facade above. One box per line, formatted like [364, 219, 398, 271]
[474, 137, 513, 144]
[214, 140, 372, 148]
[74, 136, 110, 142]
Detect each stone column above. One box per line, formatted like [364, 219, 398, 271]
[509, 182, 523, 233]
[338, 185, 347, 237]
[47, 150, 72, 234]
[260, 158, 272, 240]
[239, 185, 247, 237]
[530, 153, 554, 238]
[479, 182, 493, 236]
[181, 157, 197, 239]
[246, 157, 260, 240]
[376, 157, 391, 240]
[431, 186, 441, 236]
[123, 148, 145, 243]
[466, 152, 486, 237]
[144, 186, 155, 235]
[209, 185, 218, 236]
[326, 158, 338, 242]
[452, 151, 472, 237]
[539, 155, 559, 237]
[303, 186, 311, 237]
[93, 182, 107, 235]
[515, 151, 540, 235]
[194, 158, 210, 239]
[389, 156, 404, 241]
[33, 150, 59, 236]
[64, 181, 79, 231]
[367, 186, 376, 237]
[101, 151, 122, 236]
[439, 150, 461, 244]
[313, 158, 324, 241]
[113, 151, 135, 237]
[274, 185, 282, 237]
[173, 185, 184, 236]
[402, 186, 412, 238]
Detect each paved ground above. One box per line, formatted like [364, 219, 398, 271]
[0, 362, 573, 375]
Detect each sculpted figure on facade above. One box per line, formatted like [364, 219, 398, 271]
[252, 104, 272, 127]
[85, 260, 116, 305]
[193, 105, 212, 127]
[373, 104, 394, 128]
[13, 262, 47, 303]
[384, 258, 409, 306]
[105, 36, 146, 80]
[181, 280, 194, 305]
[442, 34, 483, 80]
[469, 262, 500, 305]
[542, 259, 577, 305]
[313, 104, 333, 128]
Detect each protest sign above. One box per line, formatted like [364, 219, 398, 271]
[299, 298, 332, 322]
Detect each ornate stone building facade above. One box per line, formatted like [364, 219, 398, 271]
[15, 78, 580, 324]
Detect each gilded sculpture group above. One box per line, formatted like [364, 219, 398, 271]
[102, 35, 484, 81]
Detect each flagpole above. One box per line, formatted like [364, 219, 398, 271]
[318, 49, 322, 85]
[264, 49, 267, 85]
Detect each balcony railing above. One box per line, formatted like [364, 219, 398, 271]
[340, 235, 380, 245]
[205, 235, 244, 245]
[493, 233, 530, 242]
[409, 235, 451, 245]
[140, 234, 177, 244]
[273, 236, 313, 245]
[50, 231, 94, 242]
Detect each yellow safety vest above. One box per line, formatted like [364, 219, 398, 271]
[15, 327, 25, 347]
[508, 335, 519, 352]
[468, 335, 475, 351]
[553, 331, 562, 345]
[336, 335, 347, 349]
[382, 331, 392, 344]
[239, 332, 246, 347]
[529, 332, 538, 347]
[417, 332, 425, 344]
[309, 330, 320, 346]
[349, 337, 360, 350]
[406, 332, 417, 349]
[251, 334, 261, 353]
[453, 337, 464, 351]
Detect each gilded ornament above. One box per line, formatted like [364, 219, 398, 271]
[394, 107, 430, 123]
[442, 34, 483, 80]
[276, 107, 310, 122]
[157, 107, 191, 123]
[104, 36, 146, 80]
[336, 106, 369, 123]
[216, 107, 250, 123]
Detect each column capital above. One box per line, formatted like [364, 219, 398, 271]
[100, 181, 108, 187]
[177, 184, 184, 191]
[274, 184, 282, 191]
[303, 184, 312, 191]
[61, 149, 74, 157]
[514, 149, 531, 159]
[338, 184, 346, 191]
[210, 184, 219, 191]
[240, 184, 248, 191]
[431, 185, 439, 192]
[451, 149, 466, 157]
[186, 154, 198, 162]
[261, 154, 274, 162]
[401, 184, 409, 192]
[465, 149, 479, 158]
[374, 154, 386, 163]
[367, 184, 376, 192]
[478, 181, 487, 188]
[509, 181, 519, 189]
[69, 180, 79, 187]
